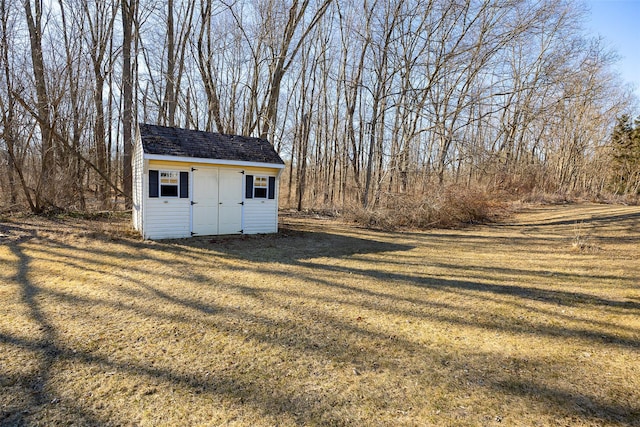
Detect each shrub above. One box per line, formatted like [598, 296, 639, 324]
[345, 186, 502, 231]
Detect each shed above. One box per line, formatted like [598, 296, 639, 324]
[132, 123, 285, 239]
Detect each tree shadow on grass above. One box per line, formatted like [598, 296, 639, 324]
[183, 225, 416, 263]
[160, 219, 640, 353]
[488, 378, 640, 425]
[503, 210, 640, 228]
[2, 232, 110, 426]
[0, 224, 417, 426]
[201, 223, 640, 314]
[154, 224, 640, 424]
[2, 213, 639, 426]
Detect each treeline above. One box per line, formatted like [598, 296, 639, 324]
[0, 0, 638, 216]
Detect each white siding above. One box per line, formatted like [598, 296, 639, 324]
[142, 163, 192, 239]
[143, 198, 191, 239]
[243, 172, 279, 234]
[131, 136, 144, 233]
[243, 199, 278, 233]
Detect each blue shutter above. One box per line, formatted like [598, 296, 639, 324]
[179, 172, 189, 198]
[245, 175, 254, 199]
[268, 176, 276, 199]
[149, 170, 159, 198]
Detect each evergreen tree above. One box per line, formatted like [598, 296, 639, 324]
[610, 115, 640, 194]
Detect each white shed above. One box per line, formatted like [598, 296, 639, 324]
[132, 124, 285, 240]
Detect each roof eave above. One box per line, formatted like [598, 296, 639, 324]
[143, 153, 285, 169]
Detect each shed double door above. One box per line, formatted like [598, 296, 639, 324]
[192, 168, 243, 235]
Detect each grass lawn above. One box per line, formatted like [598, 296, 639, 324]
[1, 204, 639, 426]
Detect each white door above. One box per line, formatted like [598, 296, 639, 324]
[218, 170, 243, 234]
[192, 167, 219, 235]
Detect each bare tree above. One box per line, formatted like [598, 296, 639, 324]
[23, 0, 55, 212]
[78, 0, 119, 207]
[195, 0, 225, 133]
[58, 0, 89, 210]
[160, 0, 194, 127]
[0, 0, 33, 210]
[121, 0, 136, 207]
[258, 0, 333, 141]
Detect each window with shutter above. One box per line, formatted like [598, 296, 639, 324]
[149, 170, 188, 198]
[246, 175, 276, 200]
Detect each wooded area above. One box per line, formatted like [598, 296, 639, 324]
[1, 0, 638, 216]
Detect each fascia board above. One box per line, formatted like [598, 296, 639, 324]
[143, 153, 286, 170]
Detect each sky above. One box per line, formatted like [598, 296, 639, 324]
[584, 0, 640, 101]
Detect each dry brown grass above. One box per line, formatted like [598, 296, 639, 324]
[1, 204, 639, 426]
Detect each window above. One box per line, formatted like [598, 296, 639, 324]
[149, 170, 189, 198]
[160, 171, 179, 197]
[254, 176, 268, 198]
[245, 175, 276, 200]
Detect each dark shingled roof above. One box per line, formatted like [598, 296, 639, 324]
[139, 123, 284, 165]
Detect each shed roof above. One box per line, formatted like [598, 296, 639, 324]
[139, 123, 284, 165]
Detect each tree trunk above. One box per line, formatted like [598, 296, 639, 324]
[121, 0, 135, 208]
